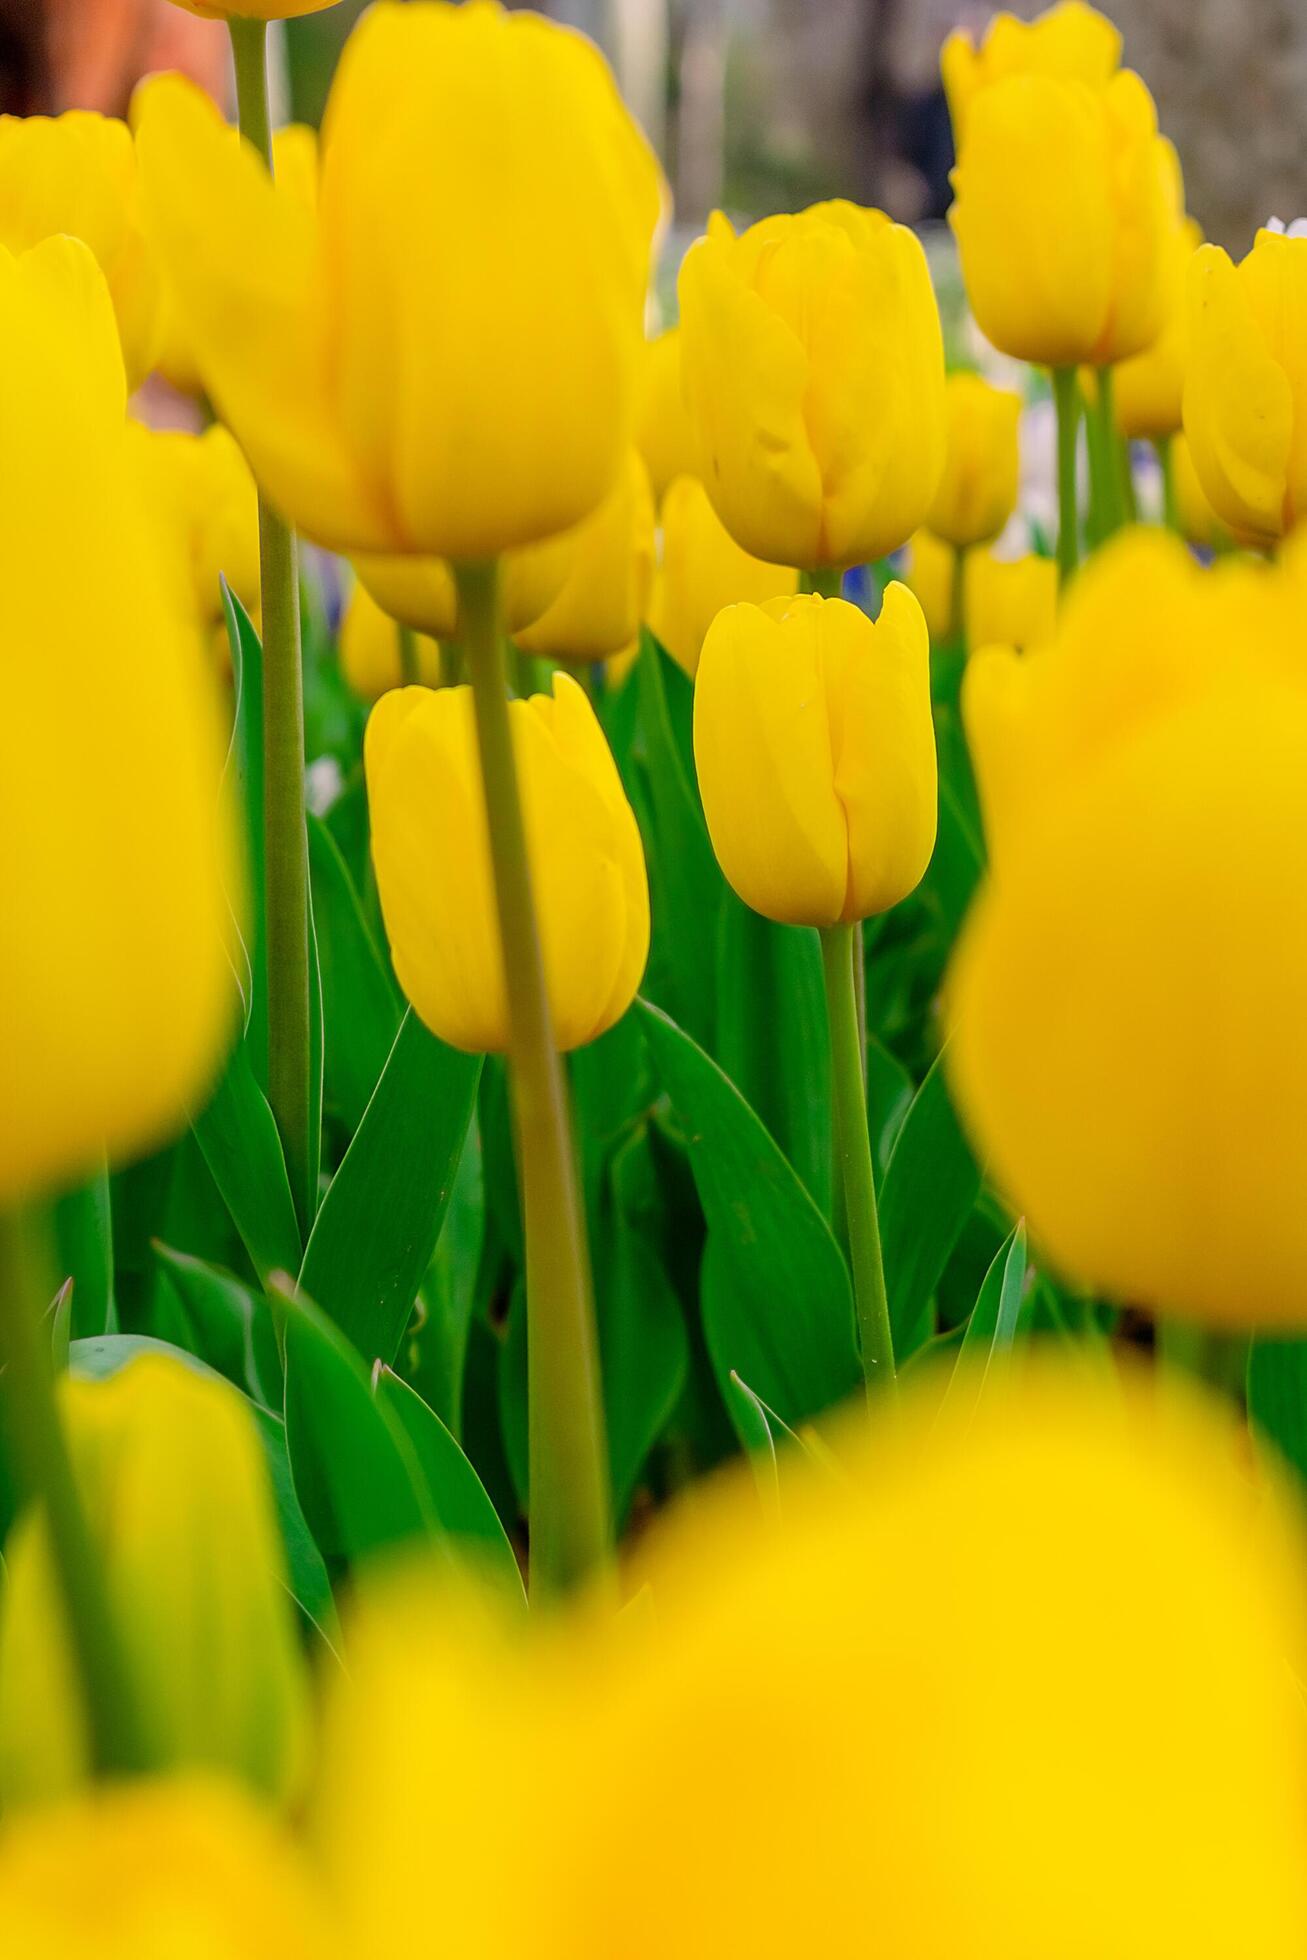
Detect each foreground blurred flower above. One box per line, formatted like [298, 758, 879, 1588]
[1185, 226, 1307, 545]
[635, 327, 699, 503]
[694, 590, 936, 928]
[964, 547, 1058, 652]
[649, 474, 797, 677]
[924, 371, 1022, 548]
[0, 1356, 307, 1806]
[0, 238, 237, 1204]
[678, 202, 945, 569]
[317, 1362, 1307, 1958]
[514, 452, 656, 664]
[0, 112, 161, 389]
[339, 579, 441, 701]
[136, 2, 663, 558]
[0, 1777, 332, 1956]
[949, 530, 1307, 1325]
[366, 675, 649, 1053]
[127, 421, 261, 661]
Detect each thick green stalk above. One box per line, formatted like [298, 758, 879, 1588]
[1092, 366, 1125, 537]
[820, 923, 895, 1397]
[230, 18, 313, 1229]
[455, 561, 610, 1597]
[397, 623, 421, 688]
[800, 566, 843, 598]
[1155, 435, 1180, 534]
[1051, 366, 1081, 587]
[0, 1212, 152, 1776]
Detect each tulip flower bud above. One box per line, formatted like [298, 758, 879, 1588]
[635, 328, 699, 503]
[649, 475, 797, 678]
[1170, 431, 1224, 549]
[366, 674, 649, 1052]
[127, 422, 261, 661]
[942, 2, 1123, 140]
[339, 580, 441, 702]
[925, 372, 1022, 549]
[0, 238, 238, 1204]
[136, 3, 664, 559]
[694, 590, 936, 928]
[903, 529, 957, 643]
[0, 112, 161, 389]
[168, 0, 335, 17]
[948, 531, 1307, 1326]
[964, 548, 1058, 653]
[354, 529, 575, 643]
[1184, 227, 1307, 546]
[0, 1356, 308, 1806]
[514, 453, 656, 664]
[678, 202, 945, 569]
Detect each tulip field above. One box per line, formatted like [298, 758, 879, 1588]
[6, 0, 1307, 1948]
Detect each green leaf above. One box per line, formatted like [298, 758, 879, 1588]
[152, 1242, 280, 1408]
[52, 1161, 115, 1338]
[221, 579, 267, 1080]
[49, 1278, 74, 1373]
[307, 812, 401, 1136]
[879, 1043, 983, 1360]
[866, 1035, 915, 1181]
[298, 1008, 482, 1367]
[401, 1111, 485, 1437]
[305, 877, 325, 1230]
[638, 999, 860, 1434]
[190, 1040, 302, 1288]
[941, 1222, 1029, 1422]
[1248, 1338, 1307, 1493]
[724, 1372, 781, 1519]
[374, 1368, 524, 1610]
[601, 1127, 689, 1518]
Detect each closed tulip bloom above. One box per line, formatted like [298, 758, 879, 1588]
[649, 474, 797, 678]
[366, 675, 649, 1052]
[1170, 430, 1224, 549]
[636, 328, 700, 503]
[1111, 210, 1202, 440]
[964, 547, 1058, 652]
[515, 452, 656, 664]
[925, 371, 1022, 548]
[0, 239, 237, 1204]
[0, 1778, 334, 1957]
[942, 0, 1122, 142]
[694, 590, 936, 927]
[0, 1356, 308, 1806]
[678, 202, 945, 569]
[167, 0, 356, 20]
[339, 580, 441, 702]
[136, 3, 663, 558]
[902, 528, 957, 642]
[354, 529, 575, 642]
[127, 421, 261, 654]
[1184, 226, 1307, 545]
[0, 112, 161, 389]
[948, 531, 1307, 1326]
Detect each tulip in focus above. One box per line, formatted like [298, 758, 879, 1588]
[694, 590, 936, 927]
[635, 328, 699, 503]
[948, 531, 1307, 1326]
[1184, 224, 1307, 546]
[0, 238, 238, 1204]
[924, 371, 1022, 549]
[127, 421, 261, 661]
[136, 3, 663, 559]
[514, 453, 656, 664]
[339, 579, 441, 702]
[964, 547, 1058, 653]
[0, 1356, 307, 1806]
[366, 675, 649, 1053]
[649, 474, 798, 678]
[678, 202, 945, 569]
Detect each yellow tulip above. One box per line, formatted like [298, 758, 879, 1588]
[0, 1356, 307, 1806]
[167, 0, 348, 18]
[353, 530, 574, 642]
[924, 371, 1021, 548]
[948, 65, 1181, 368]
[0, 1777, 333, 1956]
[649, 474, 797, 678]
[316, 1363, 1307, 1959]
[635, 327, 699, 503]
[948, 530, 1307, 1326]
[678, 202, 945, 569]
[514, 452, 656, 664]
[0, 112, 161, 390]
[1184, 226, 1307, 546]
[366, 674, 649, 1053]
[338, 579, 442, 702]
[127, 421, 261, 653]
[693, 589, 936, 927]
[1170, 430, 1225, 549]
[942, 0, 1123, 143]
[1111, 212, 1202, 440]
[136, 3, 662, 559]
[902, 528, 958, 642]
[0, 238, 237, 1204]
[963, 547, 1058, 653]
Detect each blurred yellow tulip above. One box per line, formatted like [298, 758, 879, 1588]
[127, 421, 261, 657]
[353, 530, 574, 643]
[694, 589, 936, 927]
[1111, 209, 1202, 440]
[942, 0, 1122, 143]
[1184, 226, 1307, 546]
[635, 327, 699, 503]
[167, 0, 355, 20]
[964, 547, 1058, 653]
[0, 112, 161, 389]
[136, 2, 663, 558]
[0, 1356, 307, 1807]
[339, 579, 441, 702]
[678, 202, 945, 569]
[366, 674, 649, 1052]
[925, 371, 1021, 548]
[0, 238, 238, 1204]
[649, 475, 797, 678]
[0, 1777, 333, 1956]
[902, 528, 958, 642]
[949, 530, 1307, 1325]
[1170, 430, 1225, 549]
[515, 453, 656, 664]
[316, 1361, 1307, 1959]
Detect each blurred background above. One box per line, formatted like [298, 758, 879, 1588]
[7, 0, 1304, 252]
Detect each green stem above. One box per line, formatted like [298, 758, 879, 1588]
[1090, 365, 1123, 539]
[1051, 366, 1081, 587]
[455, 561, 610, 1597]
[230, 18, 313, 1231]
[949, 545, 966, 649]
[800, 566, 843, 598]
[820, 923, 895, 1397]
[396, 623, 420, 688]
[0, 1212, 153, 1777]
[1155, 435, 1180, 534]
